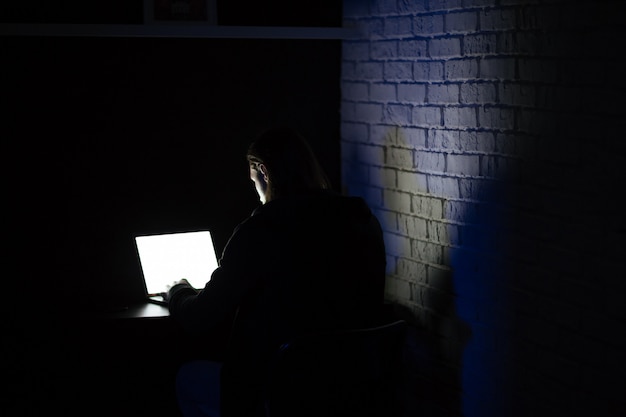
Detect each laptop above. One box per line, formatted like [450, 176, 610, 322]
[134, 230, 219, 306]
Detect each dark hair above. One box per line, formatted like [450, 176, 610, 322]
[246, 127, 331, 201]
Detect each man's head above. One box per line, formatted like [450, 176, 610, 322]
[247, 127, 330, 203]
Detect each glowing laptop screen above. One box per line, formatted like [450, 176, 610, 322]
[135, 230, 218, 295]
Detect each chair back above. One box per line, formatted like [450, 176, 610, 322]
[264, 320, 407, 417]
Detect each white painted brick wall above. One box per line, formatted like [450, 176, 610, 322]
[341, 0, 626, 416]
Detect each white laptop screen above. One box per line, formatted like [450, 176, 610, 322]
[135, 230, 218, 296]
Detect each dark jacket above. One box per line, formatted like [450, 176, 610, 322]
[168, 190, 386, 416]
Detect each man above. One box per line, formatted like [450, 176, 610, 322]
[167, 127, 386, 417]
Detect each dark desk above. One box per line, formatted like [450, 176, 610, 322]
[63, 302, 179, 416]
[59, 296, 233, 417]
[84, 300, 228, 357]
[70, 300, 229, 417]
[90, 301, 170, 320]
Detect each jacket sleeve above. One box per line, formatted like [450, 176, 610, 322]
[167, 218, 266, 333]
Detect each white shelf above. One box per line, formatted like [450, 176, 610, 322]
[0, 23, 357, 39]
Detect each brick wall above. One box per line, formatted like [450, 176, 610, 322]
[341, 0, 625, 416]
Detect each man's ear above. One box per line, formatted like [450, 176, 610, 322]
[258, 163, 269, 182]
